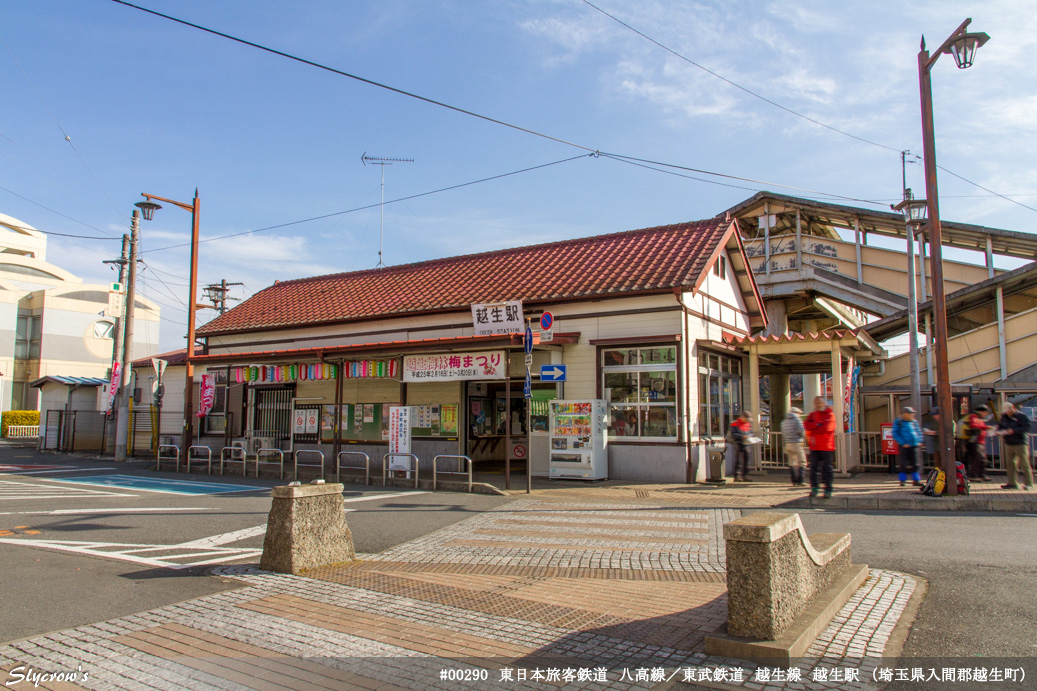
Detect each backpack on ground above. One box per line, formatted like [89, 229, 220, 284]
[956, 461, 970, 496]
[921, 468, 945, 496]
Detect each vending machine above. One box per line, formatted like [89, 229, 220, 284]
[549, 399, 608, 480]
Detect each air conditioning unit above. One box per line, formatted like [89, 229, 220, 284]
[248, 436, 277, 455]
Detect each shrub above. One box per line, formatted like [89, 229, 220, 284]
[2, 410, 40, 437]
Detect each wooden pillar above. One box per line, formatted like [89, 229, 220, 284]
[854, 217, 863, 285]
[795, 208, 803, 271]
[749, 346, 761, 470]
[831, 342, 845, 474]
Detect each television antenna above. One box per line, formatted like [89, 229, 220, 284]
[361, 153, 413, 268]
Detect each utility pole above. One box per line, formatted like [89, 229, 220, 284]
[203, 280, 243, 315]
[104, 235, 130, 395]
[114, 210, 140, 462]
[361, 153, 413, 268]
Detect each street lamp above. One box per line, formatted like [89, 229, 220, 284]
[139, 190, 201, 454]
[917, 19, 989, 495]
[893, 190, 927, 472]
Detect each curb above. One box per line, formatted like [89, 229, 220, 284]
[778, 495, 1036, 512]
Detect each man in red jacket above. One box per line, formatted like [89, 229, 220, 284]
[804, 396, 836, 498]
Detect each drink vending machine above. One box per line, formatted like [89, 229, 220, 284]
[548, 399, 608, 480]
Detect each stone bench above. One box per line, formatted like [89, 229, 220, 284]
[260, 481, 356, 575]
[705, 511, 868, 662]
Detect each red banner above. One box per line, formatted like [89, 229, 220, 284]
[197, 374, 215, 417]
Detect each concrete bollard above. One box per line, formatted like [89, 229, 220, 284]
[260, 482, 356, 574]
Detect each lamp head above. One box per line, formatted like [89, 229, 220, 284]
[945, 31, 989, 69]
[134, 199, 162, 221]
[892, 190, 928, 225]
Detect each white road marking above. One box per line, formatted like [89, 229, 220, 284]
[12, 467, 118, 475]
[0, 480, 131, 500]
[0, 507, 213, 516]
[341, 491, 429, 503]
[0, 524, 268, 570]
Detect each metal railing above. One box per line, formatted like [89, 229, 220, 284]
[383, 453, 419, 488]
[758, 431, 786, 469]
[432, 455, 473, 492]
[850, 432, 885, 469]
[186, 445, 212, 474]
[253, 448, 285, 480]
[220, 446, 247, 476]
[336, 451, 371, 486]
[293, 449, 325, 481]
[157, 444, 180, 472]
[6, 425, 40, 439]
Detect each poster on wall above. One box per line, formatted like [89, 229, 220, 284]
[441, 405, 458, 435]
[381, 404, 391, 440]
[363, 404, 374, 423]
[197, 374, 215, 417]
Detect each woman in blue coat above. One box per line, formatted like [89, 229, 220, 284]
[892, 407, 924, 486]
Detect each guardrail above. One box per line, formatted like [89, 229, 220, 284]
[383, 453, 419, 488]
[157, 444, 180, 472]
[186, 445, 212, 474]
[220, 446, 247, 476]
[254, 448, 285, 480]
[294, 449, 325, 481]
[5, 425, 40, 439]
[432, 455, 473, 492]
[850, 432, 885, 469]
[336, 451, 371, 486]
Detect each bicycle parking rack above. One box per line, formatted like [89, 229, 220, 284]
[432, 454, 473, 492]
[383, 453, 420, 488]
[336, 451, 372, 486]
[294, 449, 325, 481]
[186, 445, 212, 474]
[220, 446, 247, 476]
[254, 448, 285, 480]
[157, 444, 180, 472]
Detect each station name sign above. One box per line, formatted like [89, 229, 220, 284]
[471, 300, 524, 335]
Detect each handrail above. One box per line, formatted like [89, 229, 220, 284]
[432, 455, 473, 492]
[5, 425, 40, 438]
[383, 453, 419, 488]
[187, 445, 212, 474]
[336, 451, 371, 486]
[254, 448, 284, 480]
[157, 444, 180, 472]
[220, 446, 247, 477]
[294, 449, 325, 481]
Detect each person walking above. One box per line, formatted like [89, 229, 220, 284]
[804, 396, 836, 498]
[781, 407, 806, 486]
[728, 410, 753, 482]
[996, 402, 1033, 490]
[892, 407, 923, 487]
[962, 405, 992, 482]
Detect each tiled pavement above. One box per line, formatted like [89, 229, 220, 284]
[0, 498, 919, 691]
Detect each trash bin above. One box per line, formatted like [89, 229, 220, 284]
[708, 446, 727, 481]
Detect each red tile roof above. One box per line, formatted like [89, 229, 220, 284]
[198, 217, 737, 336]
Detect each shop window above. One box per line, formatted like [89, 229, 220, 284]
[698, 349, 742, 439]
[601, 345, 678, 441]
[205, 369, 229, 433]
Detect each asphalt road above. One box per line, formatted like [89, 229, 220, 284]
[0, 449, 513, 644]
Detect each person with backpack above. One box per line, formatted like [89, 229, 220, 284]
[804, 396, 836, 498]
[892, 407, 924, 487]
[962, 405, 992, 482]
[781, 407, 806, 486]
[728, 410, 753, 482]
[995, 402, 1033, 490]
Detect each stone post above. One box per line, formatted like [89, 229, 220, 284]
[260, 482, 355, 574]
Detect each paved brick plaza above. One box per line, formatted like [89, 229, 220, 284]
[1, 497, 918, 690]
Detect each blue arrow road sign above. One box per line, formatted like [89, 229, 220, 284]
[540, 364, 567, 382]
[524, 324, 533, 354]
[524, 371, 532, 398]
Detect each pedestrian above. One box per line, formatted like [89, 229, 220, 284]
[995, 402, 1033, 490]
[892, 407, 923, 487]
[781, 407, 806, 485]
[804, 396, 836, 498]
[962, 405, 992, 481]
[728, 410, 753, 482]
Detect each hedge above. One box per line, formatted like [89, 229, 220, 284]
[2, 410, 40, 437]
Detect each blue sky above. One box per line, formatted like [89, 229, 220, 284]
[2, 1, 1035, 351]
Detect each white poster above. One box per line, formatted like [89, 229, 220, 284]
[388, 406, 411, 455]
[471, 301, 524, 335]
[403, 351, 506, 382]
[293, 409, 306, 435]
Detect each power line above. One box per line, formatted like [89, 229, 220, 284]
[0, 185, 122, 239]
[579, 0, 903, 154]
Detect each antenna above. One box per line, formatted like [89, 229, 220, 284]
[361, 152, 414, 268]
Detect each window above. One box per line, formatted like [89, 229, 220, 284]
[712, 255, 726, 279]
[205, 369, 229, 433]
[601, 345, 678, 440]
[15, 309, 42, 360]
[698, 349, 742, 439]
[92, 320, 115, 339]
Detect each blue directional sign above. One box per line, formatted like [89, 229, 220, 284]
[524, 324, 533, 354]
[540, 364, 567, 382]
[524, 371, 532, 398]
